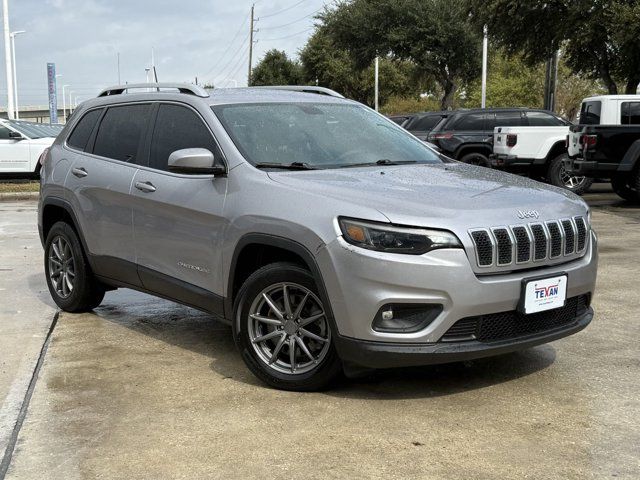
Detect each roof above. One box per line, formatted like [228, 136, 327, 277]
[581, 94, 640, 101]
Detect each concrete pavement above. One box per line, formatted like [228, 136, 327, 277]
[1, 191, 639, 479]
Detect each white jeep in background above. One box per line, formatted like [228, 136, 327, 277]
[491, 113, 593, 195]
[0, 120, 62, 177]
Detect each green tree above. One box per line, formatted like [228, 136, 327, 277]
[319, 0, 482, 109]
[470, 0, 640, 94]
[251, 49, 303, 86]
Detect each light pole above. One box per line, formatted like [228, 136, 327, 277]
[62, 84, 69, 123]
[3, 0, 15, 119]
[10, 29, 25, 118]
[68, 90, 74, 114]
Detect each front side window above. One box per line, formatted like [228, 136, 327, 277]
[67, 109, 103, 151]
[212, 103, 442, 169]
[93, 104, 151, 163]
[621, 102, 640, 125]
[0, 125, 12, 140]
[580, 101, 601, 125]
[150, 104, 219, 171]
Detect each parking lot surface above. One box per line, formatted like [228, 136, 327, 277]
[1, 186, 639, 479]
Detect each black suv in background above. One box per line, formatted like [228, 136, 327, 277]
[427, 108, 570, 166]
[402, 111, 448, 140]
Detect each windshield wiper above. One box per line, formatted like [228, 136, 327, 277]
[338, 159, 418, 168]
[254, 162, 318, 170]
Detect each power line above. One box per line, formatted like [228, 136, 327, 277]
[209, 33, 250, 84]
[201, 11, 251, 80]
[222, 42, 252, 85]
[259, 0, 311, 19]
[260, 27, 314, 41]
[259, 8, 322, 30]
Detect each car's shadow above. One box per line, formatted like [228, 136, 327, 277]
[92, 289, 557, 399]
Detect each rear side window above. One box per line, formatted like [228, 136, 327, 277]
[93, 104, 151, 163]
[579, 101, 601, 125]
[453, 113, 485, 131]
[621, 102, 640, 125]
[67, 109, 102, 151]
[495, 111, 525, 127]
[149, 104, 218, 171]
[526, 111, 565, 126]
[410, 115, 442, 131]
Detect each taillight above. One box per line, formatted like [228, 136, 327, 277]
[38, 147, 50, 166]
[565, 135, 569, 148]
[506, 134, 517, 147]
[581, 134, 597, 147]
[430, 132, 454, 140]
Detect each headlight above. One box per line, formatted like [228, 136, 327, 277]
[338, 217, 462, 255]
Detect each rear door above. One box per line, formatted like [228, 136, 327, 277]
[130, 102, 228, 313]
[0, 124, 31, 173]
[64, 103, 152, 284]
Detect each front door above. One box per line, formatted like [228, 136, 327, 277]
[130, 103, 228, 313]
[0, 124, 30, 172]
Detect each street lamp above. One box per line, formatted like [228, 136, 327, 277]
[68, 90, 74, 114]
[62, 84, 69, 123]
[10, 29, 25, 119]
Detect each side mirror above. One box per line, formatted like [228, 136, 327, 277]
[8, 131, 24, 140]
[167, 148, 226, 175]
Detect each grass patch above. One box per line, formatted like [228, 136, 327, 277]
[0, 181, 40, 193]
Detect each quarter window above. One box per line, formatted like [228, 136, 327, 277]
[149, 104, 218, 171]
[0, 125, 12, 140]
[453, 113, 485, 131]
[495, 111, 524, 127]
[93, 104, 151, 163]
[526, 111, 564, 126]
[621, 102, 640, 125]
[67, 109, 102, 151]
[410, 115, 442, 131]
[579, 101, 601, 125]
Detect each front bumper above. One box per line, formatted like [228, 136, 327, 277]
[335, 308, 593, 369]
[316, 232, 597, 365]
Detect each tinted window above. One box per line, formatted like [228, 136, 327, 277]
[410, 115, 442, 131]
[495, 111, 524, 127]
[526, 111, 564, 126]
[150, 104, 218, 171]
[93, 104, 151, 162]
[453, 113, 485, 131]
[621, 102, 640, 125]
[67, 109, 102, 150]
[579, 101, 601, 125]
[0, 125, 12, 140]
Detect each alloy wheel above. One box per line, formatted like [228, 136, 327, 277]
[48, 236, 76, 299]
[559, 165, 587, 190]
[247, 282, 331, 375]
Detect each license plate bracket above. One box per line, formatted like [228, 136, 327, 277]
[518, 273, 568, 314]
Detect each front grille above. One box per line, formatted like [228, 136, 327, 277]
[441, 295, 589, 343]
[468, 216, 588, 270]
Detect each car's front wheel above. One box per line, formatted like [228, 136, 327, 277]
[233, 262, 342, 391]
[44, 221, 105, 312]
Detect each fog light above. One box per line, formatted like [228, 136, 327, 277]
[372, 304, 443, 333]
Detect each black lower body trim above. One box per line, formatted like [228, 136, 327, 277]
[334, 308, 593, 369]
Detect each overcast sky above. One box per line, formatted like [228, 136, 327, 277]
[4, 0, 327, 107]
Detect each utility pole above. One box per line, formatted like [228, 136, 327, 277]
[481, 25, 488, 108]
[117, 52, 121, 84]
[374, 56, 379, 111]
[10, 30, 24, 118]
[247, 4, 255, 87]
[543, 50, 559, 111]
[62, 84, 69, 123]
[3, 0, 15, 119]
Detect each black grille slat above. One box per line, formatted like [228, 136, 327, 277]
[547, 222, 563, 258]
[441, 295, 588, 343]
[493, 228, 512, 265]
[575, 216, 587, 251]
[530, 224, 547, 261]
[562, 220, 575, 254]
[471, 230, 493, 266]
[511, 226, 531, 263]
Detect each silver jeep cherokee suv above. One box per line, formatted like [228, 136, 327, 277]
[38, 83, 598, 390]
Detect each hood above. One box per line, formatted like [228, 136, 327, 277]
[267, 163, 588, 229]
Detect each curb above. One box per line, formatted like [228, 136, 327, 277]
[0, 192, 40, 202]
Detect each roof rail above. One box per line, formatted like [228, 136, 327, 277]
[250, 85, 345, 98]
[98, 83, 210, 98]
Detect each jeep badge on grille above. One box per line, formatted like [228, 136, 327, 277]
[517, 209, 540, 219]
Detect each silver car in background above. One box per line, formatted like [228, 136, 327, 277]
[38, 84, 598, 390]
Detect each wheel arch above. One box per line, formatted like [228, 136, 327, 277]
[41, 197, 91, 262]
[455, 143, 492, 160]
[542, 140, 568, 165]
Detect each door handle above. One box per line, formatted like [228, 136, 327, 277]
[71, 167, 88, 178]
[135, 181, 156, 193]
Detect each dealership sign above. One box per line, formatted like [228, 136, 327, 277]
[47, 63, 58, 124]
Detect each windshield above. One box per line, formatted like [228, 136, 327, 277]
[4, 120, 63, 139]
[212, 102, 442, 169]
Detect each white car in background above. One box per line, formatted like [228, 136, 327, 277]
[0, 120, 63, 177]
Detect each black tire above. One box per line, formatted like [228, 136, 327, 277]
[612, 175, 640, 203]
[460, 152, 491, 168]
[232, 262, 342, 391]
[547, 154, 593, 195]
[44, 221, 105, 312]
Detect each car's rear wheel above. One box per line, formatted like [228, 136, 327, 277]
[44, 221, 105, 312]
[547, 154, 593, 195]
[460, 152, 491, 168]
[233, 262, 342, 391]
